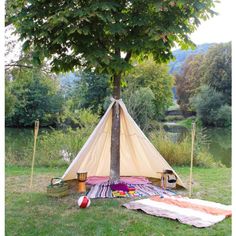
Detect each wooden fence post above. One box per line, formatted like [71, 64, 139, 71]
[30, 120, 39, 189]
[189, 122, 196, 198]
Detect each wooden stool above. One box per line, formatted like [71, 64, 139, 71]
[77, 172, 87, 193]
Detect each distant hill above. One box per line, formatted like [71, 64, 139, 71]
[169, 43, 215, 75]
[58, 44, 215, 98]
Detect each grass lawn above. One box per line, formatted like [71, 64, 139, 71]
[5, 166, 231, 236]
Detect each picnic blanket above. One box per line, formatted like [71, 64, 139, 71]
[86, 183, 176, 199]
[123, 195, 232, 228]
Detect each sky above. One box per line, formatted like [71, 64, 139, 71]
[190, 0, 233, 45]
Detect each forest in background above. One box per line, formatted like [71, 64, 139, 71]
[5, 40, 231, 168]
[5, 42, 231, 129]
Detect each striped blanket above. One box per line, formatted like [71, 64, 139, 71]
[86, 183, 176, 199]
[123, 195, 232, 228]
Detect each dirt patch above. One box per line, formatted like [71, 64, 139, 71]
[6, 174, 53, 193]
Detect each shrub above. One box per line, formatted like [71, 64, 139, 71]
[5, 128, 34, 167]
[123, 87, 156, 133]
[5, 109, 99, 167]
[190, 85, 231, 127]
[5, 68, 63, 127]
[58, 102, 99, 128]
[194, 151, 223, 168]
[150, 129, 219, 167]
[215, 105, 231, 127]
[36, 127, 93, 167]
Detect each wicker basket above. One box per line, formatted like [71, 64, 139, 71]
[47, 177, 69, 197]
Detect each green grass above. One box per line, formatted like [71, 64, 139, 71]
[5, 166, 231, 236]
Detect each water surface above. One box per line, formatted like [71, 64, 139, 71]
[5, 126, 232, 167]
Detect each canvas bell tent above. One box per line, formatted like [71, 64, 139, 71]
[62, 99, 185, 187]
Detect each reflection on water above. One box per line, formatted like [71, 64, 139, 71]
[163, 124, 231, 167]
[163, 123, 188, 143]
[205, 128, 231, 167]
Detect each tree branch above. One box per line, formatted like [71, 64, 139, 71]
[5, 63, 52, 76]
[5, 63, 33, 69]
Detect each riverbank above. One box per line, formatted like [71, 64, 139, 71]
[5, 166, 231, 236]
[5, 127, 231, 167]
[161, 119, 231, 167]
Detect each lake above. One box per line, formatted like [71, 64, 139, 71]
[5, 126, 232, 167]
[205, 128, 231, 167]
[163, 124, 231, 167]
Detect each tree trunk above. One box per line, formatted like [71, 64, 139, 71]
[110, 73, 121, 180]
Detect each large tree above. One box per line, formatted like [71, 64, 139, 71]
[124, 59, 174, 117]
[201, 42, 231, 105]
[10, 0, 216, 180]
[176, 42, 231, 116]
[175, 54, 204, 115]
[73, 72, 111, 115]
[6, 67, 63, 127]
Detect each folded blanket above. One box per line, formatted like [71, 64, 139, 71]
[110, 183, 129, 192]
[86, 176, 151, 185]
[123, 196, 231, 228]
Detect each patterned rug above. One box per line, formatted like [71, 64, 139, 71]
[86, 183, 176, 199]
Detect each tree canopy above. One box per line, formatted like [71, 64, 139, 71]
[176, 42, 231, 114]
[72, 72, 111, 114]
[5, 67, 63, 127]
[190, 85, 231, 127]
[123, 87, 156, 132]
[11, 0, 217, 74]
[175, 42, 231, 127]
[175, 54, 204, 115]
[201, 42, 231, 104]
[124, 58, 174, 116]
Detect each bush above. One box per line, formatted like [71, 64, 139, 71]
[58, 101, 99, 128]
[5, 109, 99, 167]
[150, 129, 219, 167]
[190, 85, 231, 127]
[150, 131, 191, 166]
[215, 105, 231, 127]
[6, 68, 63, 127]
[123, 87, 156, 133]
[5, 128, 34, 167]
[37, 127, 93, 167]
[194, 151, 224, 168]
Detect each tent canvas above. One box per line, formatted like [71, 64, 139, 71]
[62, 99, 185, 187]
